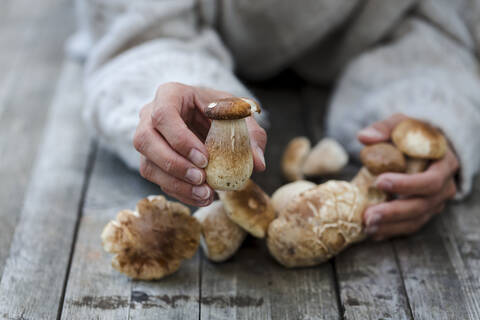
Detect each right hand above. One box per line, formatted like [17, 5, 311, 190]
[134, 82, 267, 207]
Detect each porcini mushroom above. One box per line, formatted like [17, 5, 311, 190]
[392, 119, 447, 160]
[353, 143, 406, 206]
[302, 138, 349, 177]
[392, 119, 447, 174]
[267, 181, 367, 268]
[281, 137, 311, 181]
[271, 180, 316, 215]
[101, 195, 200, 280]
[194, 201, 247, 262]
[218, 179, 275, 238]
[205, 97, 261, 191]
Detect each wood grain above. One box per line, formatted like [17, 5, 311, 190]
[0, 0, 74, 276]
[61, 148, 200, 320]
[0, 61, 92, 319]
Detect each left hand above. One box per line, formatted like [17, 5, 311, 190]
[357, 114, 459, 241]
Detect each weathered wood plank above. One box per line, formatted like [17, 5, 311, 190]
[394, 175, 480, 320]
[0, 0, 74, 276]
[0, 61, 93, 319]
[200, 86, 340, 320]
[302, 85, 412, 320]
[61, 148, 200, 320]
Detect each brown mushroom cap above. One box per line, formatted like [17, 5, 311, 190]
[267, 181, 367, 268]
[101, 195, 200, 280]
[205, 97, 261, 120]
[219, 179, 276, 238]
[271, 180, 316, 215]
[194, 201, 247, 262]
[281, 137, 311, 181]
[360, 143, 406, 175]
[392, 119, 447, 159]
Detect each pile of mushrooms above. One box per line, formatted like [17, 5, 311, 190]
[101, 102, 450, 278]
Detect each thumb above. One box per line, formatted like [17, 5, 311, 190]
[246, 116, 267, 171]
[357, 113, 408, 145]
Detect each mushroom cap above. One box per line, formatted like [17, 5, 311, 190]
[101, 195, 200, 280]
[267, 181, 367, 268]
[194, 201, 247, 262]
[206, 97, 261, 120]
[219, 179, 276, 238]
[281, 137, 311, 181]
[302, 138, 349, 176]
[271, 180, 316, 215]
[360, 143, 406, 175]
[392, 119, 447, 159]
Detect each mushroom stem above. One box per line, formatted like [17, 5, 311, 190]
[405, 157, 429, 174]
[205, 119, 253, 191]
[351, 167, 388, 206]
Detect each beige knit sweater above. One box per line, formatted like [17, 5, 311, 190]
[69, 0, 480, 198]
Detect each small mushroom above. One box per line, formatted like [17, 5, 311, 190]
[205, 97, 261, 191]
[302, 138, 349, 177]
[281, 137, 311, 181]
[219, 179, 275, 238]
[267, 181, 367, 268]
[194, 201, 247, 262]
[101, 195, 200, 280]
[360, 143, 406, 175]
[271, 180, 316, 215]
[392, 119, 447, 160]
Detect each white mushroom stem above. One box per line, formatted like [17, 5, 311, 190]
[205, 119, 253, 191]
[405, 158, 428, 174]
[351, 167, 387, 206]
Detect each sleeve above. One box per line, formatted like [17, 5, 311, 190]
[327, 17, 480, 198]
[69, 0, 251, 170]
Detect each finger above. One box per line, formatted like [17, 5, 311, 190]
[151, 83, 209, 168]
[375, 156, 454, 196]
[246, 116, 267, 171]
[365, 178, 456, 226]
[368, 213, 432, 241]
[139, 158, 214, 206]
[357, 113, 408, 145]
[134, 126, 205, 185]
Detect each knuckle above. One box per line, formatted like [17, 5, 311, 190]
[133, 130, 150, 154]
[151, 106, 167, 128]
[139, 160, 155, 181]
[163, 158, 175, 174]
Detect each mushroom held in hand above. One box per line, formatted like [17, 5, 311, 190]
[194, 201, 247, 262]
[205, 97, 261, 191]
[267, 181, 367, 268]
[271, 180, 316, 215]
[101, 195, 200, 280]
[392, 119, 447, 174]
[302, 138, 349, 177]
[219, 179, 275, 238]
[281, 137, 311, 181]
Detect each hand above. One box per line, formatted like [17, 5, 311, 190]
[134, 82, 267, 207]
[357, 114, 459, 241]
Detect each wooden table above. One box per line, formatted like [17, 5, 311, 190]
[1, 1, 480, 319]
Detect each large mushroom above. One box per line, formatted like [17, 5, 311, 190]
[218, 179, 275, 238]
[194, 201, 247, 262]
[101, 195, 200, 280]
[205, 97, 260, 191]
[392, 119, 447, 173]
[267, 181, 367, 268]
[271, 180, 316, 215]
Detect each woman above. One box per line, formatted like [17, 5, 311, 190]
[69, 0, 480, 240]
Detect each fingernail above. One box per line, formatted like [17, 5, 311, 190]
[185, 168, 203, 185]
[188, 149, 208, 168]
[358, 127, 385, 140]
[192, 185, 211, 200]
[365, 225, 378, 235]
[375, 178, 393, 191]
[366, 213, 382, 226]
[256, 146, 265, 168]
